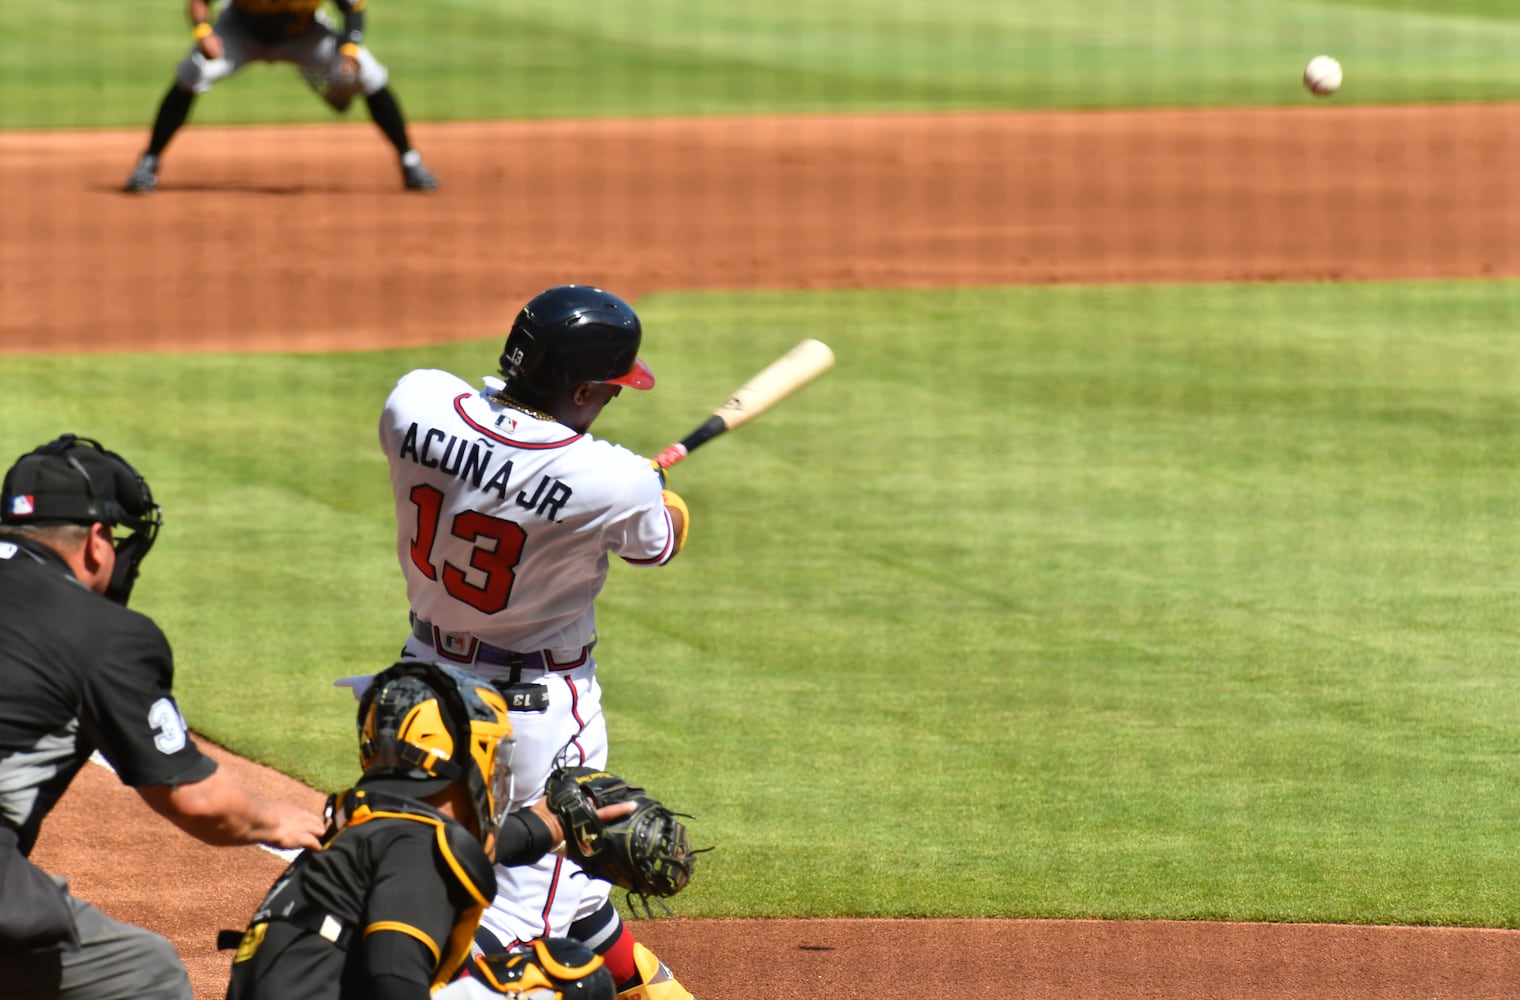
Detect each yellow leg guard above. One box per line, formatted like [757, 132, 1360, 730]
[616, 942, 694, 1000]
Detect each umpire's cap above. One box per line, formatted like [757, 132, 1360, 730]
[498, 285, 655, 396]
[466, 938, 615, 1000]
[2, 434, 160, 534]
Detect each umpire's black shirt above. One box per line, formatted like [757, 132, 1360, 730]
[0, 534, 215, 855]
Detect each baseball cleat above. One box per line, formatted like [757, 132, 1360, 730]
[123, 156, 159, 194]
[402, 158, 439, 192]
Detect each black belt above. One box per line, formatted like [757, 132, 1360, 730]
[410, 617, 550, 672]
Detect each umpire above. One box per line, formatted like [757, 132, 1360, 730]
[0, 434, 324, 1000]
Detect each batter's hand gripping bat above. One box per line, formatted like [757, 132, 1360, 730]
[652, 338, 836, 470]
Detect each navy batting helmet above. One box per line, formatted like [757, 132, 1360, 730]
[498, 285, 654, 398]
[465, 938, 614, 1000]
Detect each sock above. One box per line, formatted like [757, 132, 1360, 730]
[599, 926, 640, 989]
[570, 902, 639, 986]
[365, 86, 413, 156]
[147, 85, 195, 158]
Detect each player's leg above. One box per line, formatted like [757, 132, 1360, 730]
[368, 84, 440, 191]
[472, 804, 695, 998]
[294, 16, 438, 191]
[7, 887, 195, 1000]
[541, 680, 693, 999]
[570, 901, 696, 1000]
[474, 671, 609, 950]
[123, 15, 250, 193]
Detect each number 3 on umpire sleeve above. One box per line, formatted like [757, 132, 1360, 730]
[406, 483, 527, 614]
[148, 697, 189, 754]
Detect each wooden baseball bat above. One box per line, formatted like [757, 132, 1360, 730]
[653, 338, 836, 469]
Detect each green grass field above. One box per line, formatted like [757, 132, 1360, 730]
[4, 282, 1519, 923]
[4, 0, 1520, 128]
[4, 0, 1519, 930]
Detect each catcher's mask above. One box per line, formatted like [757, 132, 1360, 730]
[466, 938, 614, 1000]
[1, 434, 163, 605]
[498, 285, 655, 401]
[357, 661, 515, 855]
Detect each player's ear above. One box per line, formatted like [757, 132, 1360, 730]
[86, 522, 114, 558]
[81, 522, 117, 591]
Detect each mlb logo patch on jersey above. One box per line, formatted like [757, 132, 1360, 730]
[439, 632, 474, 658]
[5, 495, 36, 517]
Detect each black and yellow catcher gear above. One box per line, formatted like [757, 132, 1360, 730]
[466, 938, 615, 1000]
[357, 661, 514, 856]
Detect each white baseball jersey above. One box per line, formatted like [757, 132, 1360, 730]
[380, 367, 678, 947]
[380, 368, 677, 653]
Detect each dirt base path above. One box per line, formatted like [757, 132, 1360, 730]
[10, 105, 1520, 997]
[5, 105, 1520, 354]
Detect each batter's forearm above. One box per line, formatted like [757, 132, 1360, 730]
[187, 0, 213, 27]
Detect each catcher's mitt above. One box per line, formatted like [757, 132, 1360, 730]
[545, 767, 703, 912]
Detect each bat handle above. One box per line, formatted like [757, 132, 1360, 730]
[655, 416, 727, 470]
[654, 443, 689, 469]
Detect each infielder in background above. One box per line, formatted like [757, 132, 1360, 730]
[122, 0, 439, 194]
[376, 285, 696, 1000]
[0, 435, 324, 1000]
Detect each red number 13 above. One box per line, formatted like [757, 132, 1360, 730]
[406, 483, 526, 614]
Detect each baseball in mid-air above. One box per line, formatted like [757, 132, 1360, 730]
[1303, 55, 1342, 97]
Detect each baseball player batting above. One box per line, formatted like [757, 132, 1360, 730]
[123, 0, 438, 193]
[374, 285, 694, 1000]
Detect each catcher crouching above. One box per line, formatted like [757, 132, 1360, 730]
[223, 662, 703, 999]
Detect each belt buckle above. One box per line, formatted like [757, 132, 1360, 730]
[434, 629, 477, 661]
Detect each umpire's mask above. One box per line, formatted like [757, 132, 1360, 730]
[1, 434, 163, 605]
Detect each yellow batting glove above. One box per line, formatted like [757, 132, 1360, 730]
[661, 488, 689, 552]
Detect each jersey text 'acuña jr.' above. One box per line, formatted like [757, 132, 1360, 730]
[380, 369, 676, 653]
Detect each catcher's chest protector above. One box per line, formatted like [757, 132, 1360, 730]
[227, 788, 496, 998]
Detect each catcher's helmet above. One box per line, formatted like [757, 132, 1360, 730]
[498, 285, 655, 397]
[1, 434, 163, 605]
[466, 938, 615, 1000]
[358, 662, 515, 855]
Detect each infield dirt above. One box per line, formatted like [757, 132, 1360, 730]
[12, 105, 1520, 998]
